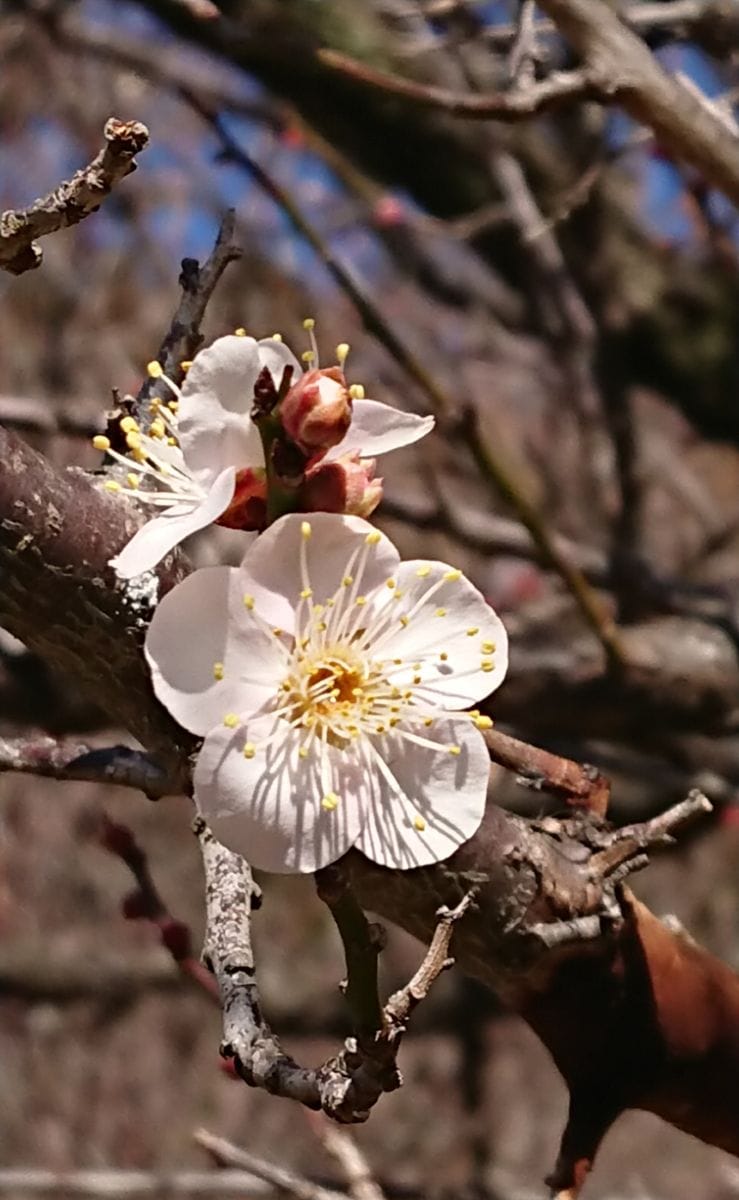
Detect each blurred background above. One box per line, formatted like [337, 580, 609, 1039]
[2, 1, 739, 1196]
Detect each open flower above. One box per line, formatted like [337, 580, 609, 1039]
[105, 331, 434, 580]
[145, 513, 507, 874]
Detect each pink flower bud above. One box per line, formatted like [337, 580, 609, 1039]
[301, 453, 383, 518]
[216, 467, 267, 531]
[279, 366, 352, 454]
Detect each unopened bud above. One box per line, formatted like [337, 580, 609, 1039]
[216, 468, 268, 532]
[279, 367, 351, 454]
[301, 453, 383, 518]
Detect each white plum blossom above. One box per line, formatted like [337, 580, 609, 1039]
[145, 512, 507, 874]
[103, 331, 434, 581]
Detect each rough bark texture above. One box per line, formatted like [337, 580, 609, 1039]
[1, 422, 738, 1188]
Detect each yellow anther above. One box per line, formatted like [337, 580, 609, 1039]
[303, 317, 315, 330]
[243, 594, 255, 610]
[125, 432, 141, 452]
[413, 815, 426, 832]
[213, 662, 225, 681]
[386, 579, 396, 589]
[300, 587, 313, 600]
[413, 662, 421, 670]
[423, 717, 434, 727]
[167, 436, 177, 446]
[375, 724, 386, 734]
[473, 714, 493, 730]
[435, 608, 447, 618]
[466, 627, 479, 637]
[168, 400, 178, 411]
[272, 628, 283, 638]
[389, 718, 399, 727]
[103, 480, 121, 492]
[440, 652, 448, 662]
[223, 713, 239, 728]
[313, 604, 324, 616]
[298, 746, 309, 759]
[119, 416, 139, 434]
[444, 568, 462, 582]
[301, 350, 315, 363]
[126, 473, 140, 490]
[301, 521, 312, 540]
[317, 621, 327, 632]
[415, 565, 431, 578]
[399, 615, 410, 627]
[336, 342, 350, 364]
[93, 435, 110, 451]
[147, 361, 163, 379]
[413, 675, 422, 685]
[342, 575, 353, 587]
[349, 383, 365, 399]
[321, 792, 339, 812]
[355, 596, 367, 607]
[481, 641, 496, 654]
[272, 333, 283, 342]
[243, 742, 256, 759]
[180, 360, 192, 371]
[234, 327, 247, 337]
[149, 418, 166, 439]
[481, 660, 494, 673]
[365, 530, 382, 545]
[448, 744, 461, 756]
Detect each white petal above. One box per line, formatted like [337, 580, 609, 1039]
[178, 336, 265, 476]
[372, 560, 508, 707]
[111, 469, 237, 580]
[144, 559, 282, 736]
[326, 398, 434, 461]
[354, 718, 488, 869]
[238, 512, 401, 618]
[194, 718, 366, 873]
[256, 337, 302, 389]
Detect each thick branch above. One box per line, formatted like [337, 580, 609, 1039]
[0, 118, 148, 275]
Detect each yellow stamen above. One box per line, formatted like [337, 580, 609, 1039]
[366, 530, 381, 545]
[466, 627, 479, 637]
[321, 792, 339, 812]
[126, 473, 140, 490]
[223, 713, 239, 728]
[444, 569, 462, 581]
[435, 608, 447, 617]
[481, 660, 494, 673]
[301, 521, 312, 540]
[481, 641, 495, 654]
[93, 435, 110, 451]
[243, 742, 256, 758]
[146, 361, 163, 378]
[119, 416, 139, 434]
[416, 565, 431, 578]
[243, 594, 255, 610]
[349, 383, 365, 399]
[103, 480, 121, 492]
[448, 745, 461, 756]
[336, 342, 350, 365]
[213, 662, 224, 681]
[413, 815, 426, 832]
[234, 328, 247, 337]
[473, 714, 493, 730]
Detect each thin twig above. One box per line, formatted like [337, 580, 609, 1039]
[197, 819, 472, 1121]
[307, 1116, 386, 1200]
[319, 50, 597, 118]
[484, 727, 611, 816]
[0, 118, 148, 275]
[99, 814, 220, 1000]
[182, 93, 625, 666]
[194, 1130, 346, 1200]
[0, 1170, 273, 1197]
[0, 736, 175, 798]
[134, 209, 242, 420]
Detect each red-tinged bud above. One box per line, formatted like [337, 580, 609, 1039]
[216, 468, 267, 531]
[301, 453, 383, 518]
[159, 917, 192, 962]
[373, 194, 405, 227]
[279, 366, 351, 454]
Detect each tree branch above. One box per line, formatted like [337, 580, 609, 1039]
[0, 118, 148, 275]
[0, 736, 174, 798]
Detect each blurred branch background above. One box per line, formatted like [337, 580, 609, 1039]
[2, 1, 739, 1196]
